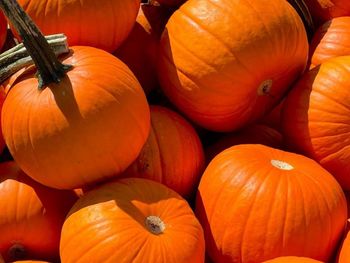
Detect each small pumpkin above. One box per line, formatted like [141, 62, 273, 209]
[337, 220, 350, 263]
[309, 17, 350, 68]
[0, 1, 150, 190]
[0, 162, 77, 262]
[60, 178, 205, 263]
[14, 0, 140, 52]
[123, 105, 205, 198]
[157, 0, 308, 132]
[263, 257, 324, 263]
[303, 0, 350, 26]
[282, 56, 350, 190]
[196, 144, 347, 262]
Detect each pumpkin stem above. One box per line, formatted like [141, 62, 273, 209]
[8, 243, 26, 261]
[145, 215, 165, 235]
[0, 34, 70, 84]
[0, 0, 72, 89]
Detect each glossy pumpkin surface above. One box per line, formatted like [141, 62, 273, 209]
[15, 0, 140, 52]
[0, 162, 77, 262]
[123, 105, 205, 198]
[60, 178, 205, 263]
[196, 144, 347, 262]
[158, 0, 308, 132]
[309, 17, 350, 68]
[283, 56, 350, 190]
[1, 46, 150, 189]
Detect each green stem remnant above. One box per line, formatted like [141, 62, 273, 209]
[0, 0, 72, 88]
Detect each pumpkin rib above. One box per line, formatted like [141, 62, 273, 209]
[179, 6, 260, 80]
[239, 166, 277, 262]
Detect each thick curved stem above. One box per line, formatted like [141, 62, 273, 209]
[0, 0, 72, 88]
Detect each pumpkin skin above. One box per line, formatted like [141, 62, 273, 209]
[157, 0, 308, 132]
[263, 257, 324, 263]
[0, 162, 77, 262]
[309, 17, 350, 68]
[205, 124, 283, 163]
[337, 221, 350, 263]
[60, 178, 205, 263]
[123, 105, 205, 198]
[303, 0, 350, 26]
[196, 144, 347, 263]
[0, 87, 6, 153]
[1, 46, 150, 190]
[14, 0, 140, 52]
[282, 56, 350, 190]
[114, 3, 172, 94]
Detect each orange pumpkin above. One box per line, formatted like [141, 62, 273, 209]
[60, 178, 205, 263]
[14, 0, 140, 52]
[259, 99, 285, 132]
[309, 17, 350, 68]
[123, 105, 205, 198]
[283, 56, 350, 190]
[205, 124, 283, 163]
[303, 0, 350, 26]
[263, 257, 324, 263]
[0, 162, 77, 262]
[157, 0, 308, 132]
[2, 46, 150, 189]
[196, 144, 347, 262]
[114, 3, 172, 94]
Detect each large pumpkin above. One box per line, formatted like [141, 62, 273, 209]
[283, 56, 350, 190]
[60, 178, 205, 263]
[303, 0, 350, 26]
[123, 105, 205, 198]
[157, 0, 308, 132]
[14, 0, 140, 52]
[309, 17, 350, 68]
[1, 46, 150, 189]
[196, 144, 347, 263]
[263, 257, 324, 263]
[0, 162, 77, 262]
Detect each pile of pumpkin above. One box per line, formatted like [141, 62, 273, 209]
[0, 0, 350, 262]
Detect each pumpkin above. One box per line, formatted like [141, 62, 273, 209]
[262, 257, 324, 263]
[309, 17, 350, 69]
[0, 161, 77, 262]
[259, 99, 285, 132]
[60, 178, 205, 263]
[303, 0, 350, 26]
[205, 124, 283, 163]
[157, 0, 308, 132]
[123, 105, 205, 199]
[13, 0, 140, 52]
[114, 3, 172, 94]
[196, 144, 347, 263]
[282, 56, 350, 190]
[2, 45, 150, 189]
